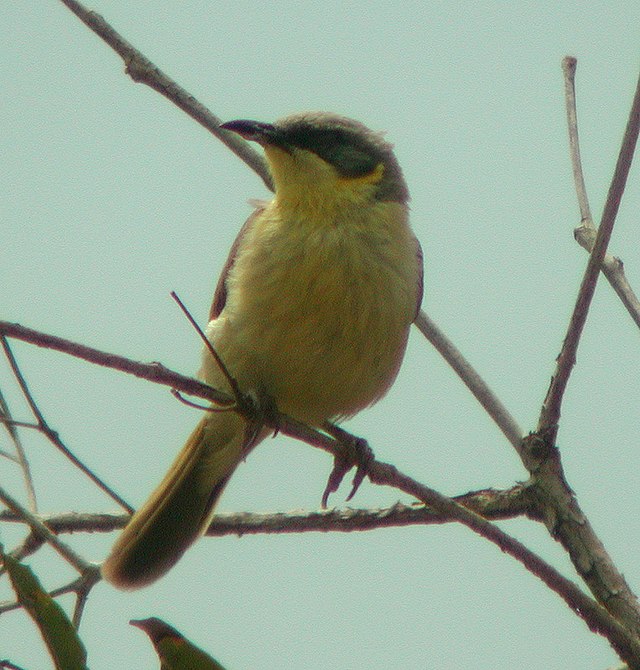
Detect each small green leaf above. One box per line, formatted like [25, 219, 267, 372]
[131, 617, 227, 670]
[2, 553, 87, 670]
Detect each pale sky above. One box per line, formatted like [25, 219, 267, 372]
[3, 2, 640, 668]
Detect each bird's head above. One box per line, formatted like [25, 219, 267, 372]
[220, 112, 409, 212]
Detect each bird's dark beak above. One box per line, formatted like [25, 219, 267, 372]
[219, 119, 282, 146]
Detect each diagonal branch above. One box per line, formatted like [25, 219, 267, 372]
[516, 60, 640, 640]
[414, 311, 524, 450]
[539, 66, 640, 439]
[0, 385, 37, 513]
[0, 485, 93, 576]
[562, 57, 640, 330]
[58, 0, 272, 191]
[1, 336, 133, 514]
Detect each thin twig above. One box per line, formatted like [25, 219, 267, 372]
[71, 570, 101, 628]
[562, 57, 593, 224]
[58, 0, 272, 191]
[0, 418, 41, 433]
[171, 389, 218, 411]
[0, 583, 70, 615]
[1, 336, 133, 514]
[0, 371, 37, 512]
[170, 291, 241, 403]
[0, 447, 18, 462]
[0, 321, 229, 404]
[563, 57, 640, 330]
[0, 660, 27, 670]
[171, 389, 235, 413]
[0, 485, 93, 575]
[539, 66, 640, 440]
[3, 530, 45, 564]
[414, 311, 524, 450]
[0, 598, 25, 615]
[574, 228, 640, 329]
[0, 570, 100, 621]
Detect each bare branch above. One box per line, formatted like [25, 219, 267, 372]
[539, 66, 640, 439]
[563, 57, 640, 329]
[3, 530, 45, 564]
[0, 485, 93, 576]
[574, 227, 640, 329]
[1, 336, 133, 514]
[414, 311, 524, 450]
[0, 349, 37, 511]
[522, 438, 640, 639]
[0, 485, 541, 536]
[0, 660, 27, 670]
[171, 291, 242, 403]
[0, 570, 100, 624]
[0, 320, 229, 404]
[0, 419, 40, 434]
[517, 62, 640, 640]
[71, 570, 101, 628]
[562, 56, 593, 225]
[58, 0, 272, 191]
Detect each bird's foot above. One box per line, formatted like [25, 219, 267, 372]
[321, 423, 374, 507]
[242, 388, 281, 452]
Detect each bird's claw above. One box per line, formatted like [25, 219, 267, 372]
[321, 455, 349, 508]
[321, 427, 374, 507]
[243, 389, 280, 452]
[346, 436, 374, 501]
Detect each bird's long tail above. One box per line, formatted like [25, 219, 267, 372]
[101, 411, 246, 590]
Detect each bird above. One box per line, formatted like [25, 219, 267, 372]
[101, 111, 423, 589]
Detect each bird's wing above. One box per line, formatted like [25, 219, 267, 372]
[414, 236, 424, 320]
[209, 204, 266, 321]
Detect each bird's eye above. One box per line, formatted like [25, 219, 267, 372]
[284, 126, 379, 177]
[326, 144, 379, 178]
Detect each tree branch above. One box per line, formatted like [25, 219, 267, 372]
[0, 485, 93, 576]
[0, 385, 36, 513]
[58, 0, 272, 191]
[3, 320, 640, 664]
[2, 336, 133, 514]
[0, 485, 541, 536]
[539, 65, 640, 439]
[562, 57, 640, 330]
[414, 311, 524, 450]
[516, 60, 640, 639]
[562, 57, 593, 226]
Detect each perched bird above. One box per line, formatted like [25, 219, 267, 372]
[101, 112, 423, 589]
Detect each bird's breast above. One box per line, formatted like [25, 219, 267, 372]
[204, 201, 420, 425]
